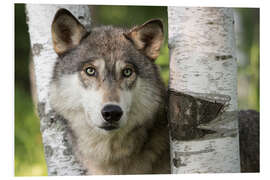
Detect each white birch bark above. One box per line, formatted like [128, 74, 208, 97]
[168, 7, 241, 173]
[26, 4, 91, 175]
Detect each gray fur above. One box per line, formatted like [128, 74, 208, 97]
[49, 9, 170, 175]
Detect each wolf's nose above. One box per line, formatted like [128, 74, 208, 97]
[101, 105, 123, 123]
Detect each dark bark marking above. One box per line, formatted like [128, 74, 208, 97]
[38, 103, 62, 132]
[37, 102, 45, 118]
[78, 16, 84, 20]
[63, 147, 73, 156]
[173, 158, 186, 168]
[168, 89, 232, 141]
[215, 55, 233, 61]
[32, 43, 43, 56]
[175, 148, 215, 156]
[44, 145, 53, 157]
[172, 148, 215, 168]
[207, 21, 214, 25]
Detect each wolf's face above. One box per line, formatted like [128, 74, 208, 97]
[49, 9, 165, 133]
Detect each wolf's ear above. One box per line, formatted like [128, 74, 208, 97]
[51, 8, 87, 55]
[124, 19, 164, 60]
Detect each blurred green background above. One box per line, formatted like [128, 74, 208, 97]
[15, 4, 259, 176]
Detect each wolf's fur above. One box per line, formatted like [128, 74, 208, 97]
[49, 9, 170, 174]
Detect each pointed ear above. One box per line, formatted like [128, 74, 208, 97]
[124, 19, 164, 60]
[51, 8, 87, 55]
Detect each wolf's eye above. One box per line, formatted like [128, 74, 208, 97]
[85, 67, 96, 76]
[122, 68, 133, 78]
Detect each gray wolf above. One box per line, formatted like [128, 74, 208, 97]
[49, 8, 170, 174]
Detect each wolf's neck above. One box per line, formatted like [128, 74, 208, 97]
[76, 120, 149, 161]
[68, 106, 168, 174]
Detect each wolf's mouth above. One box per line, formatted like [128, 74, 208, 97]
[99, 124, 118, 131]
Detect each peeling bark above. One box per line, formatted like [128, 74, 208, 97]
[26, 4, 91, 175]
[168, 7, 240, 173]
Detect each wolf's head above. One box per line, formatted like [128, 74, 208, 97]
[49, 9, 166, 133]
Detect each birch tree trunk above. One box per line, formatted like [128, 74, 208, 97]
[26, 4, 91, 175]
[168, 7, 241, 173]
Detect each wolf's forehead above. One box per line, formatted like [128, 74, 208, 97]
[82, 27, 131, 60]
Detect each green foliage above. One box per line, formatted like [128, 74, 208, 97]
[156, 44, 170, 85]
[15, 4, 30, 93]
[236, 8, 260, 111]
[15, 87, 47, 176]
[248, 42, 259, 110]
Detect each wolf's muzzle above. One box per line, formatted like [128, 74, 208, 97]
[101, 105, 123, 123]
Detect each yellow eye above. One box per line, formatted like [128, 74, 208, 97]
[85, 67, 96, 76]
[122, 68, 133, 78]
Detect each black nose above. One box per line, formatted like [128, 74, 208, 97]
[101, 105, 123, 123]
